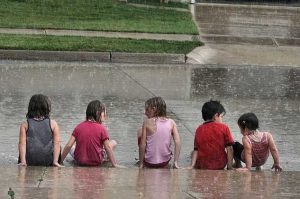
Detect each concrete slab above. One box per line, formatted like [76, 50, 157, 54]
[1, 167, 300, 199]
[0, 50, 110, 62]
[192, 3, 300, 44]
[111, 52, 186, 64]
[186, 44, 300, 66]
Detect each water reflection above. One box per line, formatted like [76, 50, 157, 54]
[136, 169, 182, 198]
[186, 170, 281, 198]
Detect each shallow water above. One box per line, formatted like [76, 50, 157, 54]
[0, 60, 299, 170]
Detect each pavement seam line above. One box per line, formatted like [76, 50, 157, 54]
[272, 38, 279, 47]
[37, 167, 47, 188]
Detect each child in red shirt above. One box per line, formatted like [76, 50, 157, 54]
[61, 100, 120, 167]
[188, 100, 234, 170]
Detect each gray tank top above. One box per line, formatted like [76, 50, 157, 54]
[26, 118, 54, 166]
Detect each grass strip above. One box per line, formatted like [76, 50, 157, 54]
[1, 0, 198, 34]
[0, 34, 202, 54]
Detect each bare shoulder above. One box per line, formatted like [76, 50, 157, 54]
[20, 121, 28, 129]
[242, 136, 251, 147]
[50, 119, 59, 130]
[266, 132, 274, 142]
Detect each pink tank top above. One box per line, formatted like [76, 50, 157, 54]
[145, 118, 172, 164]
[242, 132, 270, 167]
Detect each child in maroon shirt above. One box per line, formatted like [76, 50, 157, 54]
[233, 112, 282, 171]
[61, 100, 121, 167]
[188, 100, 234, 170]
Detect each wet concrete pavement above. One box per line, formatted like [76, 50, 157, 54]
[192, 3, 300, 46]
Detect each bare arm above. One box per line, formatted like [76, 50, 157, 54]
[187, 150, 198, 169]
[51, 120, 63, 167]
[18, 122, 27, 166]
[240, 136, 252, 170]
[268, 133, 282, 171]
[139, 120, 147, 168]
[171, 120, 181, 168]
[61, 135, 76, 163]
[226, 145, 233, 170]
[103, 139, 117, 167]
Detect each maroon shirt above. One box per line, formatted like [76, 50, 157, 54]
[72, 121, 109, 166]
[194, 121, 234, 170]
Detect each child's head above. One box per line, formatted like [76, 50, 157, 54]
[26, 94, 51, 119]
[86, 100, 106, 123]
[201, 100, 226, 122]
[144, 96, 166, 118]
[238, 112, 259, 133]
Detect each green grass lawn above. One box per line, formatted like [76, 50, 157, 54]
[1, 0, 198, 34]
[0, 34, 202, 54]
[0, 0, 201, 53]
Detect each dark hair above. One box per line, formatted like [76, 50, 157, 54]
[86, 100, 106, 123]
[201, 100, 226, 121]
[238, 112, 259, 131]
[26, 94, 51, 119]
[145, 96, 166, 117]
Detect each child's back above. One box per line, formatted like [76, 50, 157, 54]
[194, 121, 233, 169]
[139, 97, 181, 168]
[26, 118, 54, 166]
[18, 94, 62, 167]
[144, 118, 173, 166]
[72, 120, 108, 166]
[241, 131, 269, 167]
[188, 100, 234, 170]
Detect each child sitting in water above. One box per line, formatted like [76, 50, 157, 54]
[18, 94, 62, 166]
[61, 100, 121, 167]
[188, 100, 234, 170]
[233, 112, 282, 171]
[139, 97, 181, 168]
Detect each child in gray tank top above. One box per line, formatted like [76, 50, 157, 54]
[18, 94, 62, 167]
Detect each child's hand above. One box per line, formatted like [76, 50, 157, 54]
[18, 162, 27, 166]
[53, 162, 64, 167]
[185, 165, 194, 170]
[236, 167, 250, 171]
[172, 162, 180, 169]
[271, 164, 282, 172]
[139, 162, 144, 169]
[115, 164, 127, 169]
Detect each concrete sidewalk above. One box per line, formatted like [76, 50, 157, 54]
[0, 28, 200, 42]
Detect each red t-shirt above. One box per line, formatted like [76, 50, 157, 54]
[72, 121, 109, 166]
[194, 121, 234, 170]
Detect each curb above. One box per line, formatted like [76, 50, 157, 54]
[0, 50, 187, 64]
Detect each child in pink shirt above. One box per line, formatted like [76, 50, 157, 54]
[61, 100, 120, 167]
[139, 97, 181, 169]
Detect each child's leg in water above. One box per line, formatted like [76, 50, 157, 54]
[102, 140, 117, 163]
[232, 141, 243, 168]
[69, 145, 75, 159]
